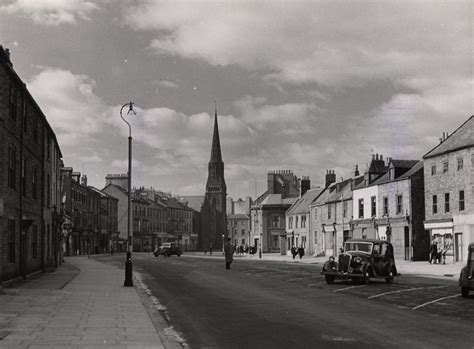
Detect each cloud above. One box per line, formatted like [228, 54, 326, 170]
[0, 0, 99, 25]
[27, 68, 109, 147]
[158, 80, 179, 89]
[124, 2, 471, 91]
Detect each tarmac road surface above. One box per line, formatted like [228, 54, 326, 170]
[96, 253, 474, 349]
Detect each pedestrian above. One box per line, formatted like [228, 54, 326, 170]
[224, 238, 233, 270]
[291, 246, 297, 260]
[298, 245, 305, 259]
[209, 242, 213, 255]
[429, 240, 438, 264]
[239, 245, 244, 256]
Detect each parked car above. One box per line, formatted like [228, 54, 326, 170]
[154, 242, 182, 257]
[321, 239, 398, 284]
[459, 243, 474, 298]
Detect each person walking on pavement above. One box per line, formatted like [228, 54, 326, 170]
[298, 245, 305, 259]
[429, 240, 438, 264]
[224, 238, 234, 270]
[291, 246, 298, 260]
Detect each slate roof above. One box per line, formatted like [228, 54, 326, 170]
[287, 188, 325, 215]
[180, 195, 205, 212]
[371, 160, 420, 186]
[423, 115, 474, 159]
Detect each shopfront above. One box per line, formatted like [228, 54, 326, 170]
[424, 220, 455, 263]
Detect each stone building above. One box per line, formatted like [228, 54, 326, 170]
[423, 116, 474, 262]
[311, 174, 359, 258]
[200, 109, 227, 251]
[60, 169, 101, 256]
[250, 170, 303, 254]
[89, 186, 119, 254]
[286, 183, 324, 256]
[1, 46, 63, 282]
[371, 160, 426, 260]
[227, 197, 252, 248]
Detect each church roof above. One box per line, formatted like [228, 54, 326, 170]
[210, 107, 222, 163]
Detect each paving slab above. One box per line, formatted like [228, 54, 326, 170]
[0, 257, 178, 348]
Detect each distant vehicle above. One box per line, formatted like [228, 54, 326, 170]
[321, 239, 398, 284]
[154, 242, 182, 257]
[459, 243, 474, 298]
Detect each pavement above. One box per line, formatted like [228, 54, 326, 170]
[185, 251, 464, 279]
[0, 252, 464, 348]
[0, 256, 180, 349]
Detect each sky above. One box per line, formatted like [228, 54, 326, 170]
[1, 0, 472, 200]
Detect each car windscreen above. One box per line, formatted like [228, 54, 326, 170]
[344, 242, 373, 254]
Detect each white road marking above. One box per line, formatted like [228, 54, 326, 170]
[368, 285, 448, 299]
[307, 281, 326, 287]
[286, 276, 315, 282]
[333, 284, 367, 293]
[412, 294, 461, 310]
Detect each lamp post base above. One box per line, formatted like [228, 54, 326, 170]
[124, 252, 133, 287]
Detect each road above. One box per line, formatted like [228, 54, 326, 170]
[96, 253, 473, 349]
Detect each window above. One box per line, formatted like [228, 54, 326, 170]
[301, 215, 306, 228]
[457, 157, 463, 171]
[358, 199, 364, 218]
[314, 231, 318, 245]
[443, 161, 449, 173]
[8, 146, 16, 189]
[396, 194, 403, 215]
[9, 86, 17, 119]
[8, 219, 15, 263]
[272, 216, 280, 228]
[295, 216, 298, 228]
[459, 190, 465, 211]
[21, 157, 27, 197]
[343, 201, 348, 218]
[371, 196, 376, 217]
[383, 196, 388, 216]
[328, 205, 332, 219]
[444, 193, 450, 213]
[288, 217, 293, 229]
[431, 165, 436, 176]
[432, 195, 438, 214]
[32, 167, 37, 199]
[31, 225, 38, 260]
[241, 229, 245, 236]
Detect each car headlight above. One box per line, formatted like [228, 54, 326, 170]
[469, 275, 472, 280]
[329, 256, 335, 262]
[353, 256, 361, 264]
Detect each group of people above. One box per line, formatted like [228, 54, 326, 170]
[429, 236, 453, 265]
[291, 246, 305, 260]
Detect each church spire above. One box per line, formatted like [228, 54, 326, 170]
[210, 103, 222, 163]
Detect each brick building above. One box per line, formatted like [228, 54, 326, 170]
[423, 116, 474, 262]
[1, 46, 63, 281]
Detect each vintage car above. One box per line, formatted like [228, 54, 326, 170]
[321, 239, 398, 284]
[459, 243, 474, 298]
[154, 242, 182, 257]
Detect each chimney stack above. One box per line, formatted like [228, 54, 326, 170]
[325, 169, 336, 188]
[353, 165, 360, 177]
[299, 176, 311, 197]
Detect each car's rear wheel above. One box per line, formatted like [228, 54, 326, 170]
[461, 287, 469, 298]
[325, 275, 335, 284]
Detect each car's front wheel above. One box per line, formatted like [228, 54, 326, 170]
[325, 275, 335, 284]
[461, 287, 469, 298]
[385, 268, 395, 284]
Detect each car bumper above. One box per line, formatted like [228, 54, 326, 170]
[321, 270, 365, 279]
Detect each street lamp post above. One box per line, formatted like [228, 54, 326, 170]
[120, 101, 136, 287]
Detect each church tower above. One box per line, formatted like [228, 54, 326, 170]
[200, 106, 227, 250]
